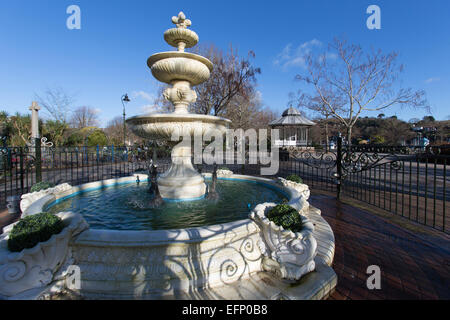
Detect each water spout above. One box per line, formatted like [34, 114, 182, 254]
[207, 164, 219, 200]
[148, 163, 163, 207]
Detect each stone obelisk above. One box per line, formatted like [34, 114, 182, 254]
[29, 101, 41, 143]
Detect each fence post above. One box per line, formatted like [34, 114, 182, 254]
[19, 147, 24, 193]
[35, 137, 42, 183]
[336, 134, 342, 200]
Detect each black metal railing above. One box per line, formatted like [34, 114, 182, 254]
[286, 142, 449, 233]
[1, 141, 449, 233]
[0, 144, 155, 207]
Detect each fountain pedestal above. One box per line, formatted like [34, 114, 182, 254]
[157, 145, 206, 200]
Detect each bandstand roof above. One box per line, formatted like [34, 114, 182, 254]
[269, 106, 315, 127]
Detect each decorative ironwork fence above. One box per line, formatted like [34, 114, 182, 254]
[1, 138, 448, 233]
[0, 142, 166, 209]
[287, 138, 449, 233]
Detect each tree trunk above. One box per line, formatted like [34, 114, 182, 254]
[346, 126, 352, 147]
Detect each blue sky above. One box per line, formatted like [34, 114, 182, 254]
[1, 0, 449, 126]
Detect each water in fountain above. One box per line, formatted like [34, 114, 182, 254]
[46, 179, 287, 230]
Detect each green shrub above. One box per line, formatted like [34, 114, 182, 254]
[30, 181, 54, 193]
[286, 174, 303, 184]
[219, 166, 229, 170]
[267, 204, 303, 232]
[8, 212, 64, 252]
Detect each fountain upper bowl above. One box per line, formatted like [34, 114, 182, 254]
[147, 52, 213, 86]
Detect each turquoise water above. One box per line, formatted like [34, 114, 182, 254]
[46, 179, 286, 231]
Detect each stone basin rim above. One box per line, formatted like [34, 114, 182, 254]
[23, 174, 304, 244]
[147, 51, 213, 71]
[126, 113, 231, 125]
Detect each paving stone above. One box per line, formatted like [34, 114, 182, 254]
[309, 194, 450, 300]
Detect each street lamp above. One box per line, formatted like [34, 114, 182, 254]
[121, 94, 130, 146]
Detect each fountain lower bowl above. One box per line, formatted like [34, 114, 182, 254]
[126, 113, 231, 141]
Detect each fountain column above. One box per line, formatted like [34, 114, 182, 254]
[158, 144, 206, 200]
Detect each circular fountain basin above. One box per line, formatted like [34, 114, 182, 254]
[45, 178, 287, 230]
[15, 174, 336, 299]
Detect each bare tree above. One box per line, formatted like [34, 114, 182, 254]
[252, 107, 277, 130]
[71, 106, 99, 129]
[190, 44, 261, 116]
[290, 90, 344, 149]
[35, 87, 75, 123]
[104, 117, 124, 145]
[223, 90, 270, 130]
[105, 116, 143, 146]
[296, 38, 428, 144]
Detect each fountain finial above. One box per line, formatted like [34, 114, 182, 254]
[164, 11, 198, 52]
[171, 12, 192, 29]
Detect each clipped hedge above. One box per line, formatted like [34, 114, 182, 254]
[286, 174, 303, 184]
[8, 212, 64, 252]
[267, 204, 303, 232]
[30, 181, 55, 193]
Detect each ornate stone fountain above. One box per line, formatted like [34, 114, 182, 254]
[126, 12, 231, 200]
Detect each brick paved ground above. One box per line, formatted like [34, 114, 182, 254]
[308, 194, 450, 300]
[0, 208, 19, 231]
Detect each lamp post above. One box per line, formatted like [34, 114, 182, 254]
[121, 94, 130, 146]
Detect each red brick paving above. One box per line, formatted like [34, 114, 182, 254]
[309, 194, 450, 300]
[0, 208, 19, 232]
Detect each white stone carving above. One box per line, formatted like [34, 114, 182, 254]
[20, 183, 72, 214]
[0, 211, 88, 298]
[163, 82, 198, 111]
[165, 11, 198, 52]
[217, 169, 233, 176]
[69, 219, 263, 298]
[277, 177, 310, 200]
[249, 202, 317, 281]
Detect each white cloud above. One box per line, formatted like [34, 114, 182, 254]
[425, 77, 440, 84]
[132, 90, 155, 102]
[131, 90, 160, 114]
[274, 39, 322, 70]
[140, 104, 161, 114]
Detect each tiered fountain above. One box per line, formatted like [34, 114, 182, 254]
[0, 12, 337, 300]
[126, 12, 231, 200]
